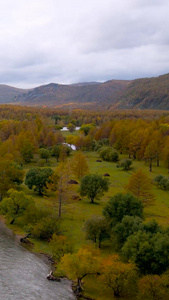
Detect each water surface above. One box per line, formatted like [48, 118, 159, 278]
[0, 222, 76, 300]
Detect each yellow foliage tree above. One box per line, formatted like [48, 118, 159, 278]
[71, 151, 89, 179]
[125, 169, 155, 205]
[47, 162, 73, 217]
[100, 254, 137, 297]
[60, 246, 101, 291]
[137, 274, 169, 300]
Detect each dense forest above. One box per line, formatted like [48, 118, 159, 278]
[1, 105, 169, 299]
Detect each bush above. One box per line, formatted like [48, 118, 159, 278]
[31, 216, 60, 240]
[99, 146, 119, 162]
[117, 159, 132, 170]
[154, 175, 169, 190]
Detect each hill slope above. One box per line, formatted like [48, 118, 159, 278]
[114, 73, 169, 110]
[1, 73, 169, 110]
[13, 80, 130, 106]
[0, 85, 29, 103]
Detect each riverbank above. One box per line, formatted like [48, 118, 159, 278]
[0, 216, 79, 299]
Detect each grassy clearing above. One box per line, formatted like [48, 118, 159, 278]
[20, 150, 169, 247]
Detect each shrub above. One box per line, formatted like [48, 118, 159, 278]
[99, 146, 119, 162]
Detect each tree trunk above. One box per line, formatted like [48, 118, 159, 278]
[58, 192, 62, 218]
[157, 154, 160, 167]
[149, 158, 152, 172]
[90, 198, 94, 204]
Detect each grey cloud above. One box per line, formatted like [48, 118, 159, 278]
[0, 0, 168, 88]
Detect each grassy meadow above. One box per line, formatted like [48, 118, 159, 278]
[4, 124, 169, 300]
[17, 149, 169, 246]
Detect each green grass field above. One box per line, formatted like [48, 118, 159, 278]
[20, 150, 169, 248]
[14, 150, 169, 299]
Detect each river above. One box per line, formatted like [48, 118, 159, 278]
[0, 222, 76, 300]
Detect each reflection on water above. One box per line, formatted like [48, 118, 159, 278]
[0, 222, 75, 300]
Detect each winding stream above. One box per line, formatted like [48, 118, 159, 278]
[0, 222, 76, 300]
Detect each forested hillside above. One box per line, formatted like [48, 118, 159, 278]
[115, 73, 169, 110]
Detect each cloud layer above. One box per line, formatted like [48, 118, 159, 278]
[0, 0, 169, 87]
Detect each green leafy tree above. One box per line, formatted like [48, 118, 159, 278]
[80, 124, 95, 136]
[103, 193, 143, 226]
[31, 216, 60, 240]
[154, 174, 169, 190]
[117, 159, 132, 170]
[67, 123, 76, 132]
[122, 231, 169, 275]
[0, 189, 34, 224]
[79, 174, 109, 203]
[84, 216, 110, 248]
[52, 115, 61, 124]
[113, 215, 143, 248]
[25, 167, 53, 195]
[51, 145, 61, 162]
[99, 146, 119, 162]
[0, 159, 24, 200]
[38, 148, 51, 163]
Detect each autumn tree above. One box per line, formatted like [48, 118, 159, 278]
[137, 274, 169, 300]
[60, 246, 101, 291]
[20, 139, 34, 163]
[150, 130, 163, 167]
[100, 254, 137, 298]
[50, 234, 73, 261]
[47, 162, 73, 218]
[144, 140, 158, 172]
[125, 169, 155, 205]
[79, 174, 109, 204]
[163, 136, 169, 172]
[71, 151, 89, 179]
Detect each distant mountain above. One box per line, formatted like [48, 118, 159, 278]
[114, 73, 169, 110]
[1, 73, 169, 110]
[0, 85, 30, 103]
[13, 80, 130, 106]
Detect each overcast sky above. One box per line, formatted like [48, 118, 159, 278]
[0, 0, 169, 88]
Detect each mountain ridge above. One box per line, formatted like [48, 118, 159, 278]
[1, 73, 169, 110]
